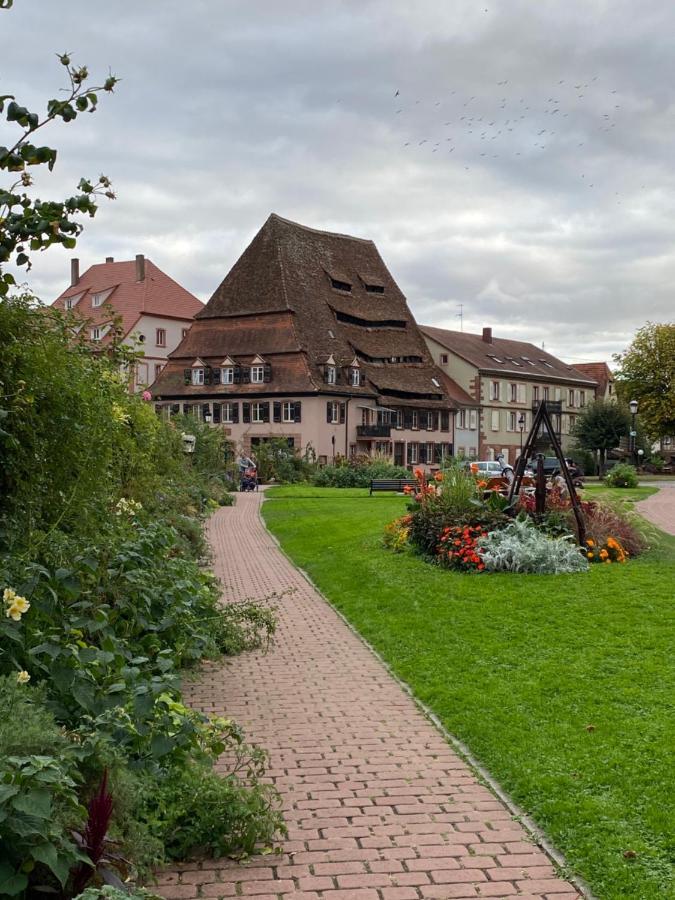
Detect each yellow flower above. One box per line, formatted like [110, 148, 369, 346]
[586, 539, 595, 547]
[599, 549, 608, 560]
[3, 587, 17, 605]
[587, 552, 594, 559]
[111, 402, 130, 424]
[16, 671, 30, 685]
[5, 595, 29, 620]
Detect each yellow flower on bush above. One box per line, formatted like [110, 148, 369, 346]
[3, 588, 30, 621]
[111, 402, 130, 424]
[16, 671, 30, 684]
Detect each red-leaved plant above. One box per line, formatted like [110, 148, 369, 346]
[71, 769, 128, 894]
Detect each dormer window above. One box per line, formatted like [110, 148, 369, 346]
[364, 284, 384, 294]
[65, 298, 74, 310]
[326, 366, 337, 385]
[221, 366, 234, 384]
[350, 368, 361, 386]
[92, 292, 104, 308]
[251, 365, 265, 383]
[330, 278, 351, 292]
[91, 327, 102, 341]
[192, 368, 205, 385]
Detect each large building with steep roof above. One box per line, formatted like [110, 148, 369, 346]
[571, 362, 615, 401]
[421, 325, 599, 461]
[52, 255, 203, 391]
[151, 214, 465, 466]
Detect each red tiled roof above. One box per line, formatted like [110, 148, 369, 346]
[51, 259, 202, 340]
[421, 325, 597, 386]
[572, 362, 613, 394]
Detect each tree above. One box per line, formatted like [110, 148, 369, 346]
[0, 2, 118, 296]
[613, 322, 675, 442]
[572, 399, 631, 474]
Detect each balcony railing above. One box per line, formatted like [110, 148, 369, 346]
[357, 424, 392, 438]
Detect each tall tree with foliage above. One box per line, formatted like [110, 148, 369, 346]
[572, 399, 631, 473]
[0, 0, 118, 296]
[614, 322, 675, 441]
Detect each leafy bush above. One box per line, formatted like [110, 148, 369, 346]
[478, 517, 589, 574]
[251, 438, 313, 483]
[604, 463, 639, 488]
[314, 458, 409, 487]
[583, 501, 648, 557]
[74, 888, 161, 900]
[383, 515, 413, 553]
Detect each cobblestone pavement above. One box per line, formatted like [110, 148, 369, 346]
[636, 483, 675, 536]
[156, 492, 582, 900]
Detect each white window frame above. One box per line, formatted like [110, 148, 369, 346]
[507, 411, 517, 432]
[329, 402, 340, 424]
[533, 386, 540, 403]
[91, 327, 101, 341]
[252, 402, 265, 423]
[251, 366, 265, 383]
[411, 410, 419, 430]
[91, 292, 105, 308]
[156, 328, 166, 348]
[458, 409, 467, 429]
[282, 401, 295, 423]
[580, 390, 586, 407]
[469, 409, 478, 430]
[326, 366, 337, 385]
[222, 367, 234, 384]
[192, 368, 205, 386]
[408, 443, 419, 464]
[543, 387, 550, 401]
[65, 298, 74, 310]
[426, 441, 434, 461]
[510, 383, 518, 403]
[517, 384, 527, 404]
[350, 368, 361, 386]
[222, 403, 235, 424]
[491, 381, 501, 401]
[395, 409, 403, 430]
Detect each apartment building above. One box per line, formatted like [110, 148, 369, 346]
[420, 325, 598, 463]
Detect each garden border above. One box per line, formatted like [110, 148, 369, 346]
[260, 492, 597, 900]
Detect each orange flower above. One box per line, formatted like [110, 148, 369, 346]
[434, 471, 444, 482]
[586, 539, 595, 547]
[477, 480, 488, 489]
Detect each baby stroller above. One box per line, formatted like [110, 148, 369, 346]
[239, 465, 258, 492]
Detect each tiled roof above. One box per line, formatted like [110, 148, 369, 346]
[52, 259, 202, 339]
[572, 362, 613, 394]
[421, 325, 598, 386]
[154, 215, 451, 405]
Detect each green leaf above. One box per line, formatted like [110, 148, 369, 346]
[30, 844, 71, 886]
[12, 788, 52, 818]
[0, 865, 28, 897]
[0, 783, 20, 804]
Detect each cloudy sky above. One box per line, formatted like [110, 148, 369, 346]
[3, 0, 675, 362]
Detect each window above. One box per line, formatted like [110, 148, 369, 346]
[154, 363, 163, 379]
[326, 366, 336, 385]
[65, 298, 74, 310]
[407, 443, 419, 464]
[364, 283, 385, 294]
[491, 410, 500, 431]
[156, 328, 166, 347]
[350, 368, 361, 386]
[192, 368, 204, 385]
[569, 414, 576, 431]
[330, 278, 351, 292]
[252, 402, 266, 423]
[91, 327, 101, 341]
[222, 402, 238, 424]
[328, 402, 340, 424]
[440, 353, 448, 364]
[543, 387, 550, 401]
[91, 293, 104, 308]
[491, 381, 501, 400]
[533, 386, 540, 403]
[426, 442, 434, 463]
[395, 409, 403, 430]
[580, 390, 586, 407]
[411, 410, 419, 430]
[487, 354, 503, 364]
[510, 383, 518, 402]
[469, 409, 477, 430]
[539, 359, 554, 368]
[431, 377, 440, 388]
[568, 389, 575, 406]
[282, 402, 295, 423]
[182, 328, 189, 338]
[440, 410, 450, 432]
[458, 409, 467, 429]
[251, 365, 265, 383]
[507, 411, 517, 432]
[221, 367, 234, 384]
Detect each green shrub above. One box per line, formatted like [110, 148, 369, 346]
[605, 463, 639, 488]
[251, 438, 313, 483]
[478, 517, 588, 574]
[314, 459, 409, 487]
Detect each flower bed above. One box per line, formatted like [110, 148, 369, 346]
[384, 466, 646, 575]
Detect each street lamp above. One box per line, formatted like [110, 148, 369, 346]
[629, 399, 638, 466]
[518, 413, 526, 455]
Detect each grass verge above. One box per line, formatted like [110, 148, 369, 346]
[263, 485, 674, 900]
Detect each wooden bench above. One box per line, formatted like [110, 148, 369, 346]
[369, 478, 417, 495]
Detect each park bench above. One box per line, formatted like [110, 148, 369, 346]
[369, 478, 417, 495]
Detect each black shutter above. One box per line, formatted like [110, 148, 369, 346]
[327, 401, 333, 423]
[294, 402, 302, 423]
[441, 411, 449, 432]
[263, 364, 272, 383]
[212, 368, 221, 384]
[202, 403, 210, 419]
[233, 366, 242, 384]
[242, 402, 251, 423]
[170, 403, 180, 416]
[212, 403, 221, 424]
[419, 444, 427, 464]
[204, 368, 212, 385]
[183, 403, 192, 416]
[273, 401, 281, 423]
[323, 368, 329, 383]
[262, 402, 270, 423]
[183, 368, 191, 385]
[339, 402, 345, 424]
[241, 367, 251, 384]
[231, 403, 239, 424]
[403, 410, 412, 429]
[420, 411, 428, 430]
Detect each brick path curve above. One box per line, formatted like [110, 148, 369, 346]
[636, 483, 675, 536]
[157, 493, 582, 900]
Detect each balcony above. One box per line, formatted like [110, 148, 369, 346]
[357, 424, 392, 438]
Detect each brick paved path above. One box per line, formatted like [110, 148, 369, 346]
[157, 493, 582, 900]
[636, 483, 675, 536]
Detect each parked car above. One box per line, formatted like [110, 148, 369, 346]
[463, 460, 504, 477]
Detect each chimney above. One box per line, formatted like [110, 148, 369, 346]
[70, 258, 80, 286]
[135, 253, 145, 282]
[482, 326, 493, 344]
[105, 256, 114, 263]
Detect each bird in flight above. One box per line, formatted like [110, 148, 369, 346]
[395, 90, 400, 97]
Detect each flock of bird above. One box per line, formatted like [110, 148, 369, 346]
[390, 76, 638, 200]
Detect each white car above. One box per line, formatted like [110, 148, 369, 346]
[463, 460, 504, 476]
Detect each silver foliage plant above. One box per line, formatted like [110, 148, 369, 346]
[477, 517, 589, 575]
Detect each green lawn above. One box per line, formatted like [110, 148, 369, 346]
[262, 486, 675, 900]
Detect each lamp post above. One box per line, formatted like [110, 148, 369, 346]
[518, 413, 526, 455]
[629, 399, 638, 466]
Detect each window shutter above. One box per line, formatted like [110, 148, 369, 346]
[554, 387, 561, 401]
[212, 368, 221, 384]
[273, 401, 281, 423]
[183, 368, 191, 385]
[204, 367, 212, 385]
[419, 444, 427, 463]
[339, 402, 345, 424]
[326, 402, 333, 423]
[170, 403, 180, 416]
[323, 368, 329, 383]
[403, 410, 412, 429]
[263, 364, 272, 383]
[440, 411, 449, 432]
[242, 402, 251, 423]
[469, 409, 477, 429]
[491, 410, 500, 431]
[212, 403, 221, 424]
[231, 403, 239, 424]
[517, 384, 526, 403]
[233, 366, 242, 384]
[294, 401, 302, 423]
[261, 402, 270, 423]
[241, 368, 251, 384]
